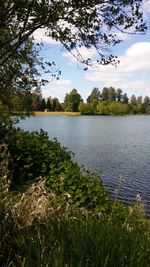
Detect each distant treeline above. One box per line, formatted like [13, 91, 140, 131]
[78, 87, 150, 115]
[10, 87, 150, 115]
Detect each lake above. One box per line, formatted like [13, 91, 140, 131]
[18, 115, 150, 213]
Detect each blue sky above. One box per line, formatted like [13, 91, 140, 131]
[33, 0, 150, 102]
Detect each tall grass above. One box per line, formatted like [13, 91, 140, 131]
[0, 177, 149, 267]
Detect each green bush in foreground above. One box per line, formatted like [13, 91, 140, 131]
[0, 126, 109, 211]
[1, 127, 71, 186]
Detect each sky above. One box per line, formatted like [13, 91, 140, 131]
[33, 0, 150, 102]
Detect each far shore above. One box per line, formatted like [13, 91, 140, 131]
[34, 111, 81, 116]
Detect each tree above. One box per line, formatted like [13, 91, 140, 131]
[32, 88, 42, 111]
[78, 102, 95, 115]
[108, 87, 116, 102]
[1, 39, 38, 109]
[122, 93, 129, 104]
[116, 89, 123, 102]
[143, 96, 150, 113]
[137, 96, 143, 113]
[101, 87, 109, 102]
[0, 0, 146, 69]
[0, 0, 146, 123]
[101, 87, 116, 102]
[21, 91, 33, 112]
[64, 89, 82, 112]
[46, 98, 51, 110]
[51, 98, 62, 111]
[108, 101, 129, 115]
[130, 95, 137, 106]
[40, 98, 46, 111]
[130, 95, 137, 114]
[51, 98, 57, 111]
[97, 102, 109, 115]
[87, 88, 100, 105]
[143, 96, 150, 106]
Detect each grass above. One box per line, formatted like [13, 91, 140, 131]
[35, 111, 81, 116]
[0, 177, 150, 267]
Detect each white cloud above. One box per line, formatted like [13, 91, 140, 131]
[143, 0, 150, 15]
[142, 0, 150, 27]
[53, 79, 71, 86]
[42, 78, 71, 101]
[112, 31, 131, 41]
[85, 42, 150, 96]
[33, 28, 59, 45]
[63, 47, 97, 64]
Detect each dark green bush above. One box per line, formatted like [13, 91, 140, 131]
[1, 127, 110, 210]
[1, 127, 71, 187]
[47, 162, 110, 210]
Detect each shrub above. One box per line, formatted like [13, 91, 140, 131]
[1, 127, 110, 211]
[1, 127, 71, 187]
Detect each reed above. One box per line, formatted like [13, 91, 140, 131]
[0, 175, 149, 267]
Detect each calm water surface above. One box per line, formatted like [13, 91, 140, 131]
[18, 115, 150, 213]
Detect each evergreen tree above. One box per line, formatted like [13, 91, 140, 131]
[46, 98, 51, 110]
[116, 89, 123, 102]
[101, 87, 109, 102]
[40, 98, 46, 111]
[130, 95, 137, 105]
[52, 98, 62, 111]
[122, 93, 129, 104]
[108, 87, 116, 102]
[143, 96, 150, 114]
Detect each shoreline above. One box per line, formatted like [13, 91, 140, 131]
[34, 111, 150, 116]
[34, 111, 81, 116]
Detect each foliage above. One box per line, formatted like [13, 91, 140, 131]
[79, 102, 96, 115]
[51, 97, 63, 111]
[32, 88, 42, 111]
[108, 87, 117, 102]
[46, 162, 110, 210]
[46, 97, 52, 110]
[122, 93, 129, 104]
[0, 0, 147, 121]
[116, 88, 123, 102]
[108, 101, 129, 115]
[0, 37, 52, 121]
[11, 91, 33, 113]
[75, 87, 150, 115]
[87, 87, 101, 107]
[97, 102, 109, 115]
[1, 128, 70, 186]
[64, 89, 82, 112]
[0, 0, 146, 69]
[1, 127, 109, 211]
[40, 98, 46, 111]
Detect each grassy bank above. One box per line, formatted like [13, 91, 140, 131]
[0, 181, 150, 267]
[35, 111, 81, 116]
[0, 126, 150, 266]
